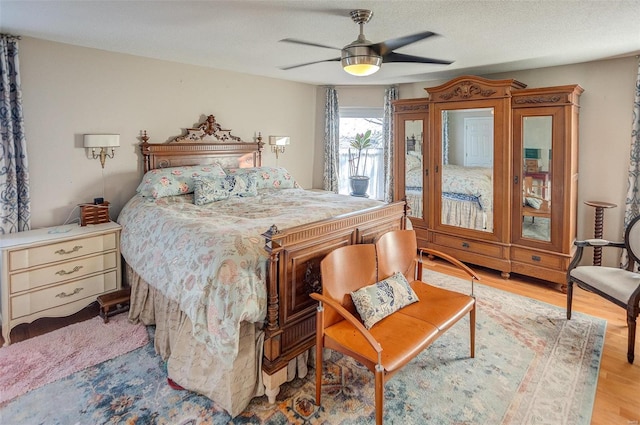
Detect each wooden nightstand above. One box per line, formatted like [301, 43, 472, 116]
[0, 222, 122, 345]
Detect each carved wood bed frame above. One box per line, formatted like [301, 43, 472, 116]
[138, 114, 407, 402]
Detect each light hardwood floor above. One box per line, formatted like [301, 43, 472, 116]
[3, 264, 639, 424]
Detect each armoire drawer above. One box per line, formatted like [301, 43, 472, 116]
[432, 233, 503, 258]
[511, 247, 564, 269]
[8, 233, 117, 272]
[10, 251, 117, 293]
[10, 270, 118, 320]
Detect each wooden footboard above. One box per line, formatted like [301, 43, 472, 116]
[261, 200, 407, 375]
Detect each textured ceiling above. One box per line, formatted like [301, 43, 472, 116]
[2, 0, 639, 86]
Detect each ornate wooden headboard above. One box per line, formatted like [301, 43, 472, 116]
[140, 115, 264, 172]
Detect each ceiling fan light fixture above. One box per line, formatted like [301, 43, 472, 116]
[279, 9, 451, 76]
[341, 45, 382, 76]
[342, 60, 381, 76]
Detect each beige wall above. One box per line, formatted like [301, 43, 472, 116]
[18, 36, 638, 267]
[19, 37, 317, 228]
[313, 57, 638, 266]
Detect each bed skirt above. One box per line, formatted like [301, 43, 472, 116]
[406, 190, 423, 218]
[126, 263, 265, 417]
[442, 197, 492, 232]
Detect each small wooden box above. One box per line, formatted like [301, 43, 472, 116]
[97, 287, 131, 323]
[80, 202, 110, 226]
[525, 159, 539, 173]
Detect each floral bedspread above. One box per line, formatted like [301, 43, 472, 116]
[118, 189, 383, 368]
[442, 165, 493, 211]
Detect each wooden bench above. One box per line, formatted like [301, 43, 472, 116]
[310, 229, 478, 425]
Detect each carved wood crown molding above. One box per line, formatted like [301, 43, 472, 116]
[439, 82, 497, 101]
[175, 115, 242, 143]
[394, 103, 429, 112]
[513, 95, 563, 104]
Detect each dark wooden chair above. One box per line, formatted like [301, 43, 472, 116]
[567, 215, 640, 363]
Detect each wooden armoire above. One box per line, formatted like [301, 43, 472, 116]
[393, 75, 583, 287]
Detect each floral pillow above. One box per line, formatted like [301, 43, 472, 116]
[193, 173, 258, 206]
[226, 166, 297, 190]
[136, 164, 227, 198]
[406, 151, 422, 171]
[350, 272, 419, 329]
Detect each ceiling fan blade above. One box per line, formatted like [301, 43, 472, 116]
[280, 57, 341, 71]
[279, 38, 342, 51]
[382, 52, 453, 65]
[373, 31, 437, 56]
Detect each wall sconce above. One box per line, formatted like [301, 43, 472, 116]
[269, 136, 290, 159]
[83, 134, 120, 168]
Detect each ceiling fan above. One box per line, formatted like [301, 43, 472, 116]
[279, 9, 453, 76]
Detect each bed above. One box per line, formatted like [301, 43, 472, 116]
[119, 115, 407, 417]
[405, 152, 493, 232]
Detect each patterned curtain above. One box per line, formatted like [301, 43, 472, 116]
[442, 112, 449, 165]
[382, 86, 398, 202]
[0, 34, 30, 234]
[323, 86, 340, 192]
[622, 58, 640, 267]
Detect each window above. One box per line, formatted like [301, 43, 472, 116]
[339, 107, 384, 200]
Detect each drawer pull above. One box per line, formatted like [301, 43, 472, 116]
[55, 265, 83, 276]
[462, 242, 470, 248]
[55, 287, 84, 298]
[531, 255, 541, 262]
[55, 245, 83, 255]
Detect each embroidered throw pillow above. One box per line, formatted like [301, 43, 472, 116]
[136, 164, 227, 198]
[350, 272, 419, 329]
[525, 197, 543, 209]
[228, 171, 259, 197]
[226, 166, 297, 189]
[193, 173, 259, 206]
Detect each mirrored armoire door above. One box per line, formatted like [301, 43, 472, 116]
[511, 84, 583, 287]
[513, 112, 555, 245]
[392, 99, 429, 234]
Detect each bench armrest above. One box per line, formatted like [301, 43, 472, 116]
[309, 292, 382, 356]
[419, 248, 481, 281]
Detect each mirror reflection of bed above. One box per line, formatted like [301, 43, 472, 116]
[440, 108, 494, 232]
[404, 119, 424, 219]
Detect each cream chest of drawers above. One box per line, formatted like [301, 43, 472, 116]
[1, 222, 121, 345]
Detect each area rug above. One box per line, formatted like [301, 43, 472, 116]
[0, 313, 148, 405]
[0, 272, 605, 425]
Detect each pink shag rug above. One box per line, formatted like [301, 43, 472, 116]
[0, 313, 148, 405]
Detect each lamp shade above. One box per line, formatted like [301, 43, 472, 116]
[83, 134, 120, 148]
[269, 136, 290, 146]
